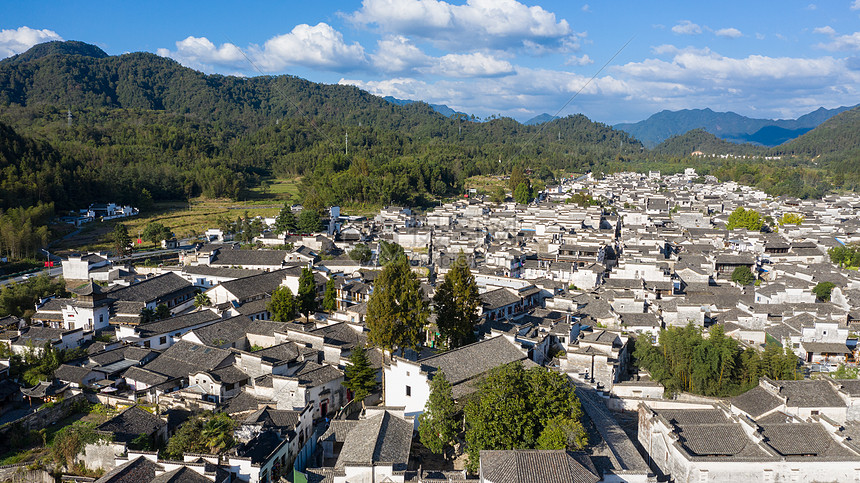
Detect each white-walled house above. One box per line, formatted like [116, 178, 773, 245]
[384, 336, 528, 429]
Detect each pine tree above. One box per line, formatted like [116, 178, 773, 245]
[274, 203, 297, 234]
[111, 223, 132, 257]
[344, 345, 377, 402]
[268, 286, 297, 321]
[378, 240, 405, 266]
[298, 267, 317, 320]
[419, 370, 458, 456]
[323, 278, 337, 312]
[367, 256, 430, 352]
[433, 254, 480, 349]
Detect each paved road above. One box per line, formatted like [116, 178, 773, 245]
[0, 267, 63, 288]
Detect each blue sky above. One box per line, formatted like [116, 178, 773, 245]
[2, 0, 860, 124]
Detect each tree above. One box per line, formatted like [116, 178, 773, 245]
[349, 243, 372, 264]
[142, 221, 172, 244]
[813, 281, 836, 301]
[164, 412, 235, 459]
[508, 166, 527, 191]
[378, 240, 405, 266]
[323, 278, 337, 312]
[268, 286, 297, 321]
[513, 182, 532, 204]
[778, 212, 804, 226]
[433, 254, 480, 349]
[139, 307, 155, 324]
[274, 203, 297, 234]
[297, 209, 321, 233]
[297, 267, 317, 320]
[464, 363, 586, 472]
[111, 223, 132, 257]
[731, 266, 756, 286]
[194, 292, 211, 308]
[725, 207, 763, 231]
[367, 256, 430, 352]
[155, 303, 170, 320]
[344, 345, 377, 402]
[490, 185, 506, 204]
[419, 370, 458, 456]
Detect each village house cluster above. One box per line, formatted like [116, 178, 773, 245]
[4, 170, 860, 482]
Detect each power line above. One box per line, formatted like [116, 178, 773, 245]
[223, 34, 340, 150]
[514, 35, 635, 162]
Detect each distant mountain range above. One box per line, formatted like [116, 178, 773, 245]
[615, 105, 859, 148]
[524, 113, 559, 125]
[382, 96, 467, 119]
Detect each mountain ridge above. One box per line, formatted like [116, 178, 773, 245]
[615, 105, 858, 148]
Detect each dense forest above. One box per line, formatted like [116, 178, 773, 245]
[0, 40, 859, 257]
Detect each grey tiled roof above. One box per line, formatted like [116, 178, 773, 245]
[417, 336, 526, 387]
[773, 379, 846, 409]
[760, 423, 848, 457]
[97, 406, 165, 443]
[108, 272, 193, 303]
[480, 288, 522, 310]
[479, 450, 600, 483]
[218, 268, 294, 302]
[242, 407, 301, 429]
[141, 340, 232, 379]
[94, 455, 161, 483]
[731, 386, 782, 419]
[210, 248, 288, 267]
[134, 310, 221, 338]
[149, 466, 212, 483]
[334, 411, 412, 470]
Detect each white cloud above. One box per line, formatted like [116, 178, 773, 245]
[818, 31, 860, 50]
[715, 28, 742, 38]
[434, 52, 514, 77]
[0, 26, 63, 58]
[350, 0, 572, 50]
[254, 23, 367, 71]
[806, 4, 817, 10]
[814, 26, 837, 36]
[566, 54, 594, 66]
[581, 4, 591, 12]
[672, 20, 702, 35]
[371, 35, 431, 73]
[755, 33, 766, 40]
[156, 36, 246, 72]
[852, 0, 860, 10]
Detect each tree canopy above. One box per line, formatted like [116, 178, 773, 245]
[344, 345, 377, 403]
[378, 240, 406, 266]
[634, 324, 799, 397]
[366, 256, 429, 352]
[726, 207, 763, 231]
[419, 370, 458, 456]
[463, 362, 587, 472]
[297, 267, 317, 320]
[433, 254, 480, 349]
[731, 266, 756, 286]
[268, 286, 297, 322]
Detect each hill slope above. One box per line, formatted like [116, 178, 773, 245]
[615, 106, 856, 148]
[653, 129, 766, 157]
[0, 41, 646, 212]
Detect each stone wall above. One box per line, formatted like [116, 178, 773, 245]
[0, 393, 88, 450]
[0, 465, 53, 483]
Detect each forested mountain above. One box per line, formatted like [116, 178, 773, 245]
[615, 105, 856, 148]
[0, 41, 643, 213]
[653, 129, 766, 157]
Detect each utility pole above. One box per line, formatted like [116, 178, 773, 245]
[67, 108, 72, 127]
[345, 132, 348, 156]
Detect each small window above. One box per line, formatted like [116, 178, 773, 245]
[406, 371, 410, 377]
[159, 336, 167, 345]
[406, 385, 411, 397]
